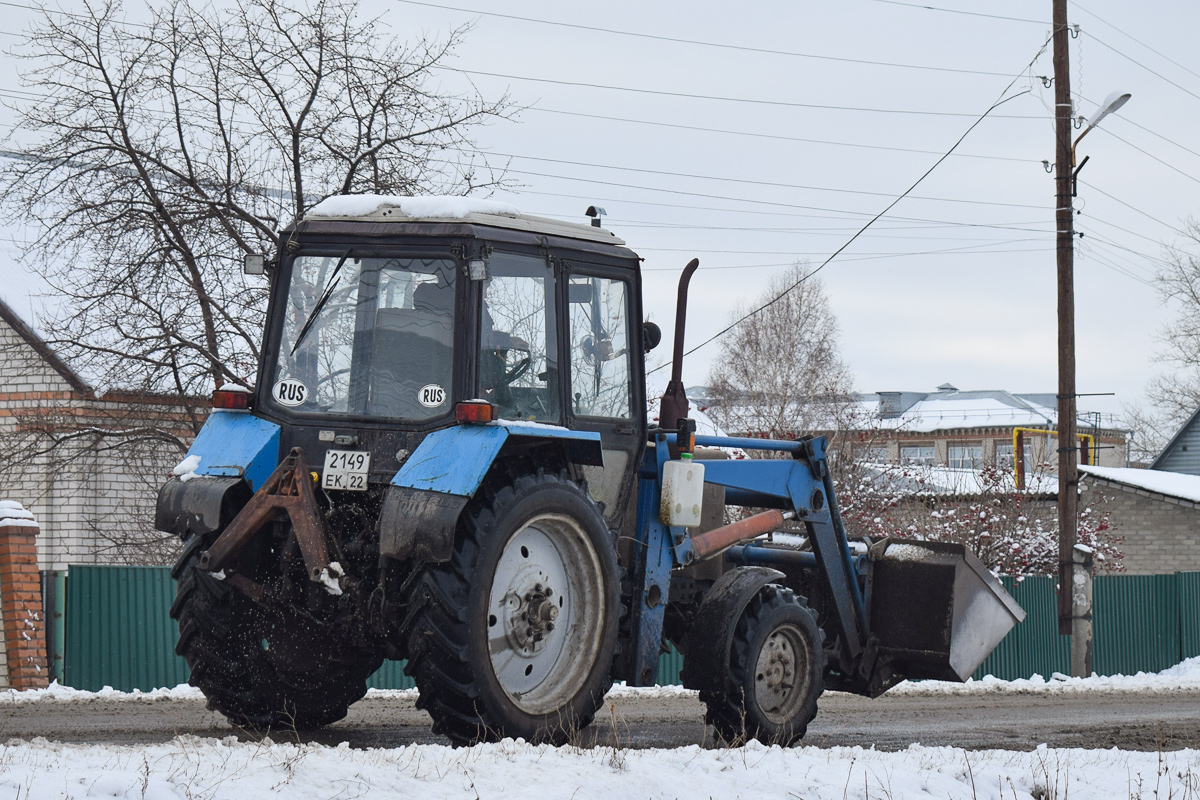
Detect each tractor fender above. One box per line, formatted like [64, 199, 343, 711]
[176, 410, 282, 492]
[679, 566, 786, 693]
[155, 410, 281, 538]
[379, 422, 603, 563]
[155, 475, 252, 539]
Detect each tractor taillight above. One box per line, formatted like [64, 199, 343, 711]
[455, 400, 495, 424]
[212, 387, 252, 410]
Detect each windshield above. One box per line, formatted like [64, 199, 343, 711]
[271, 254, 456, 419]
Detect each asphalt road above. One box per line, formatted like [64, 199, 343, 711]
[3, 688, 1199, 751]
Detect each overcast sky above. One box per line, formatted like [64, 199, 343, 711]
[3, 0, 1197, 423]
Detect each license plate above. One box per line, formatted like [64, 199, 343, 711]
[322, 449, 371, 491]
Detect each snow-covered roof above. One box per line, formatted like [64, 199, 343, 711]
[304, 194, 626, 247]
[1080, 465, 1200, 504]
[860, 392, 1058, 433]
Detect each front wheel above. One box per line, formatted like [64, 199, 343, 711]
[403, 470, 619, 745]
[702, 584, 825, 745]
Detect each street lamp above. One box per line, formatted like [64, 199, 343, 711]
[1070, 92, 1132, 191]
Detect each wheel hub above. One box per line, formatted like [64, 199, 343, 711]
[754, 624, 811, 723]
[486, 514, 605, 713]
[504, 583, 560, 654]
[757, 631, 797, 711]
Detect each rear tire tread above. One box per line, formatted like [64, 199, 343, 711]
[171, 532, 381, 730]
[401, 469, 616, 745]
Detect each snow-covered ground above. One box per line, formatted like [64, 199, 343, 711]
[4, 660, 1200, 798]
[3, 736, 1198, 800]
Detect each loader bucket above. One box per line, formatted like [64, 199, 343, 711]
[868, 539, 1026, 682]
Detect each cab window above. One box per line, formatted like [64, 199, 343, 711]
[568, 276, 632, 419]
[478, 253, 560, 422]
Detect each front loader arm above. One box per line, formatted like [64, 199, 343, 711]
[620, 431, 869, 686]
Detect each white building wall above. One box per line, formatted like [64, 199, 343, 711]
[0, 317, 189, 568]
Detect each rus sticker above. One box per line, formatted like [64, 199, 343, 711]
[273, 378, 309, 407]
[418, 384, 447, 408]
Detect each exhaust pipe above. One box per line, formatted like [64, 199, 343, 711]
[659, 258, 699, 442]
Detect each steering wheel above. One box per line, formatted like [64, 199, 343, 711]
[502, 354, 532, 384]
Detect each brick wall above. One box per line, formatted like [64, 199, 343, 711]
[1080, 476, 1200, 574]
[0, 513, 48, 689]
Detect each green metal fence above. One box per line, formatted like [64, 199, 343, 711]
[971, 572, 1200, 681]
[57, 566, 1200, 691]
[970, 576, 1070, 680]
[64, 565, 190, 691]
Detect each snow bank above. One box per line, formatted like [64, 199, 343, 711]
[0, 682, 205, 704]
[0, 499, 37, 528]
[0, 736, 1196, 800]
[890, 654, 1200, 696]
[9, 657, 1200, 707]
[306, 194, 521, 219]
[1081, 464, 1200, 504]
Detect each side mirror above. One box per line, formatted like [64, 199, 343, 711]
[243, 254, 266, 276]
[642, 321, 662, 352]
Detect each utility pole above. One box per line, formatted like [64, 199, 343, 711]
[1053, 0, 1091, 676]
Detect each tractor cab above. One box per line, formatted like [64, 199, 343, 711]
[254, 197, 649, 524]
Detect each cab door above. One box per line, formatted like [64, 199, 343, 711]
[562, 262, 644, 527]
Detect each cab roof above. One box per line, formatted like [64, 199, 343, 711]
[302, 194, 625, 247]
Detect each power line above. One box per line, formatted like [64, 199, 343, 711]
[1080, 212, 1169, 246]
[637, 239, 1048, 256]
[1083, 31, 1200, 106]
[1076, 240, 1157, 288]
[395, 0, 1018, 78]
[1094, 127, 1200, 188]
[1077, 179, 1189, 238]
[606, 219, 1052, 239]
[0, 0, 151, 29]
[639, 245, 1054, 271]
[528, 107, 1038, 164]
[647, 37, 1051, 375]
[444, 67, 1046, 119]
[516, 187, 1053, 232]
[507, 166, 1049, 212]
[1070, 2, 1200, 85]
[493, 150, 1046, 206]
[1075, 226, 1170, 270]
[867, 0, 1047, 25]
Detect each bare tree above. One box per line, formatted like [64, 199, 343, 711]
[704, 264, 855, 448]
[3, 0, 510, 402]
[1129, 219, 1200, 456]
[0, 0, 509, 563]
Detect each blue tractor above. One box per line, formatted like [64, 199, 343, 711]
[156, 197, 1024, 745]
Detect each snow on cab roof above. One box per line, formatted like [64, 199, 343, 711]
[304, 194, 626, 246]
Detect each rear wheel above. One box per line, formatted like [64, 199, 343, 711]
[171, 529, 382, 730]
[403, 470, 619, 745]
[703, 584, 825, 745]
